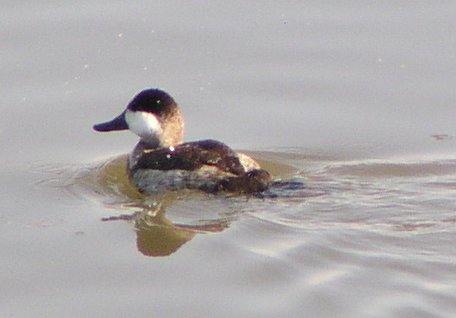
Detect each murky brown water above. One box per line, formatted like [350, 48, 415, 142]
[1, 2, 456, 317]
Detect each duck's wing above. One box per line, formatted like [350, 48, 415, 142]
[132, 140, 245, 175]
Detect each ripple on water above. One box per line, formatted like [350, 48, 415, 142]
[29, 150, 456, 315]
[33, 152, 456, 236]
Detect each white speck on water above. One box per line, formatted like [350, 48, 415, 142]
[83, 64, 89, 69]
[166, 154, 171, 159]
[117, 32, 124, 38]
[377, 58, 383, 63]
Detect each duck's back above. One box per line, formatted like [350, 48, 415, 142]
[128, 140, 270, 194]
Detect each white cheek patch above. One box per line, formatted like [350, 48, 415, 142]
[125, 110, 162, 140]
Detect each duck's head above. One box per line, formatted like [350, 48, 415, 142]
[93, 88, 184, 148]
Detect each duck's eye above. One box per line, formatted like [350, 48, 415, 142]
[156, 100, 161, 104]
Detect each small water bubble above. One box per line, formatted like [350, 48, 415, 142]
[118, 32, 124, 38]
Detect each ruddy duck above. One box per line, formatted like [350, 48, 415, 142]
[93, 88, 271, 194]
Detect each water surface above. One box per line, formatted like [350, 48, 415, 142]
[1, 1, 456, 317]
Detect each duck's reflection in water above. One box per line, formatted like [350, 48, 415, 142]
[100, 194, 230, 257]
[85, 154, 308, 257]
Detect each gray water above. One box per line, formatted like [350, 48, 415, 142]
[1, 2, 456, 317]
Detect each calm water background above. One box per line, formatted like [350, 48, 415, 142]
[1, 1, 456, 317]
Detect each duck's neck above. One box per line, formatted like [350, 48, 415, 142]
[129, 139, 181, 169]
